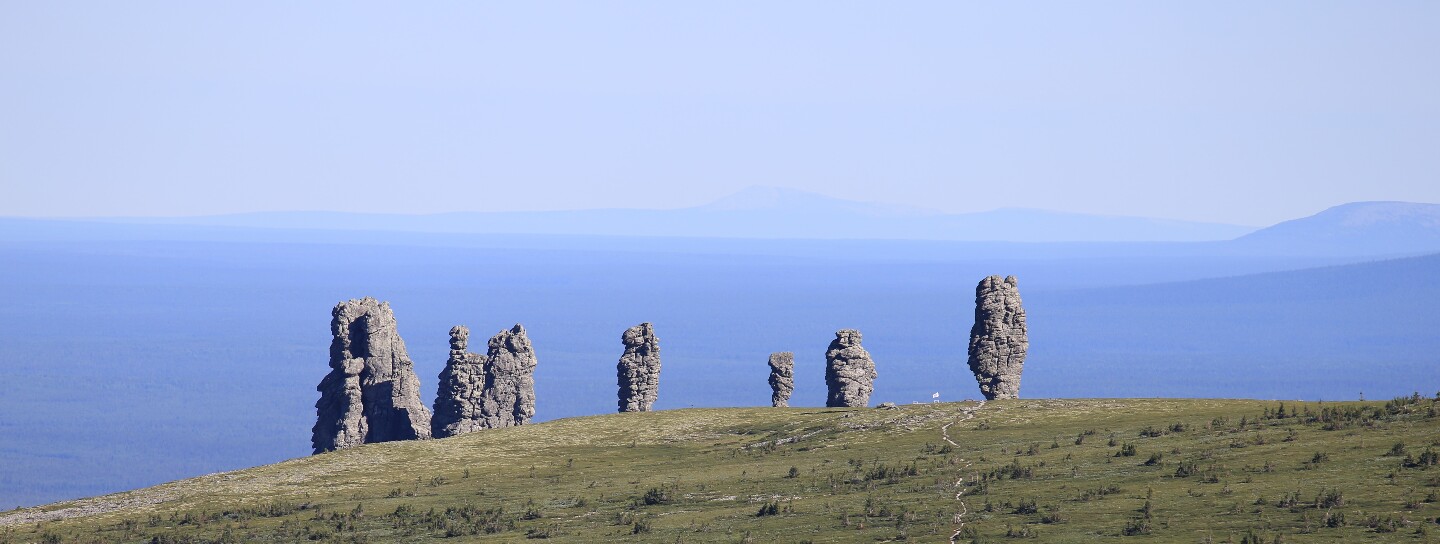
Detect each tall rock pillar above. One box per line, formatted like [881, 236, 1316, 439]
[313, 297, 432, 454]
[477, 324, 539, 428]
[431, 326, 486, 438]
[966, 275, 1029, 400]
[433, 324, 539, 438]
[767, 352, 794, 407]
[617, 323, 661, 412]
[824, 329, 876, 408]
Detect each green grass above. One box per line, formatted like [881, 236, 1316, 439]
[3, 396, 1440, 543]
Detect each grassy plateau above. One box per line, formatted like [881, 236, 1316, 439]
[2, 396, 1439, 543]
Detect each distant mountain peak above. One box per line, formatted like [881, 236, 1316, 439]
[1236, 200, 1440, 254]
[1313, 201, 1440, 228]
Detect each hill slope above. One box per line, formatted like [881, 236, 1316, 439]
[4, 398, 1437, 542]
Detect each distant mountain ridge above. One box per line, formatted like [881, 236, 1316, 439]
[12, 191, 1440, 250]
[1234, 201, 1440, 255]
[65, 186, 1257, 243]
[7, 195, 1440, 258]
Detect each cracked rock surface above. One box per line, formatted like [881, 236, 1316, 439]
[476, 324, 538, 429]
[431, 326, 486, 438]
[617, 323, 661, 412]
[966, 275, 1029, 400]
[768, 352, 794, 408]
[313, 297, 432, 454]
[433, 324, 539, 438]
[824, 329, 876, 408]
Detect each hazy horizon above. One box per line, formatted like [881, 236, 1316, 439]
[9, 184, 1440, 229]
[0, 184, 1275, 225]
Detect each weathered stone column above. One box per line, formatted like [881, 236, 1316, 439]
[768, 352, 794, 407]
[967, 275, 1028, 400]
[617, 323, 661, 412]
[824, 329, 876, 408]
[432, 325, 486, 438]
[313, 297, 432, 454]
[476, 324, 538, 428]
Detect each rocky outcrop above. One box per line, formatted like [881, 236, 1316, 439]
[313, 297, 432, 454]
[824, 329, 876, 408]
[431, 326, 487, 438]
[433, 324, 539, 438]
[617, 323, 661, 412]
[476, 324, 538, 428]
[966, 275, 1028, 400]
[767, 352, 794, 407]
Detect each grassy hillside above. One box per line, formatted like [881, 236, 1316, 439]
[3, 397, 1439, 543]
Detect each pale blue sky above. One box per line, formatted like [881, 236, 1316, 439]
[1, 2, 1436, 224]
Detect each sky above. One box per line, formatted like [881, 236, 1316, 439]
[1, 2, 1437, 225]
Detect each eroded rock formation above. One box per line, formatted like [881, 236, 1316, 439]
[966, 275, 1028, 400]
[431, 326, 487, 438]
[433, 324, 539, 438]
[767, 352, 794, 407]
[824, 329, 876, 408]
[313, 297, 432, 454]
[617, 323, 660, 412]
[476, 324, 538, 428]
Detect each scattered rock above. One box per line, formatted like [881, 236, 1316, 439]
[966, 275, 1029, 400]
[476, 324, 538, 428]
[767, 352, 795, 408]
[878, 402, 898, 410]
[617, 322, 661, 412]
[313, 297, 432, 454]
[431, 326, 487, 438]
[824, 329, 877, 408]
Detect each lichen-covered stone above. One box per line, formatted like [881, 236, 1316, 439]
[313, 297, 432, 454]
[617, 323, 660, 412]
[767, 352, 794, 407]
[824, 329, 876, 408]
[966, 275, 1028, 400]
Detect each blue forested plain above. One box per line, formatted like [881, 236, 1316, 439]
[0, 229, 1436, 508]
